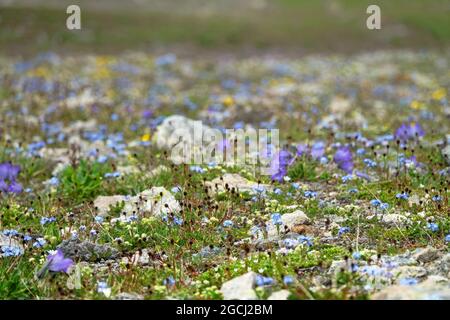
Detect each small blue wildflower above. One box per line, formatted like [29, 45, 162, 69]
[338, 227, 350, 237]
[370, 199, 382, 207]
[349, 188, 358, 194]
[97, 155, 108, 163]
[304, 190, 317, 198]
[3, 229, 19, 237]
[23, 235, 32, 242]
[189, 165, 205, 173]
[379, 202, 390, 211]
[356, 148, 366, 155]
[396, 192, 409, 200]
[223, 220, 233, 228]
[298, 235, 313, 247]
[252, 185, 266, 194]
[48, 177, 59, 186]
[283, 275, 294, 286]
[79, 225, 87, 232]
[445, 234, 450, 243]
[90, 229, 97, 237]
[1, 245, 24, 257]
[163, 275, 176, 287]
[271, 213, 283, 226]
[291, 182, 300, 190]
[40, 216, 56, 225]
[363, 158, 377, 168]
[173, 216, 183, 226]
[342, 174, 353, 183]
[94, 216, 104, 224]
[352, 252, 361, 260]
[273, 188, 283, 195]
[104, 171, 121, 178]
[399, 278, 418, 286]
[256, 275, 274, 287]
[427, 223, 439, 232]
[33, 237, 47, 248]
[432, 195, 442, 202]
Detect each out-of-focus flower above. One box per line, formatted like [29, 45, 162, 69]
[394, 122, 425, 141]
[334, 146, 353, 173]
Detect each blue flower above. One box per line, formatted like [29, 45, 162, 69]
[271, 213, 283, 226]
[363, 158, 377, 168]
[223, 220, 233, 228]
[370, 199, 382, 207]
[399, 278, 418, 286]
[342, 174, 353, 183]
[291, 182, 300, 189]
[396, 192, 409, 200]
[338, 227, 350, 237]
[1, 245, 24, 257]
[48, 177, 59, 186]
[33, 238, 47, 248]
[256, 275, 274, 287]
[94, 216, 104, 224]
[334, 146, 353, 173]
[298, 235, 313, 247]
[190, 166, 205, 173]
[163, 275, 176, 287]
[379, 202, 390, 210]
[304, 190, 317, 198]
[40, 216, 56, 225]
[3, 229, 19, 237]
[104, 171, 121, 178]
[273, 188, 283, 195]
[427, 223, 439, 232]
[445, 234, 450, 243]
[173, 216, 183, 226]
[283, 275, 294, 286]
[432, 195, 442, 202]
[352, 252, 361, 260]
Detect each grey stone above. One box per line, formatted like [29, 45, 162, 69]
[114, 292, 145, 300]
[441, 145, 450, 165]
[372, 280, 450, 300]
[220, 272, 258, 300]
[267, 290, 291, 300]
[412, 247, 440, 264]
[205, 173, 271, 195]
[266, 210, 310, 240]
[57, 238, 119, 262]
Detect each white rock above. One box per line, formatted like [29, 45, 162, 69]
[94, 195, 128, 216]
[94, 187, 180, 218]
[205, 173, 271, 195]
[220, 272, 258, 300]
[412, 247, 440, 263]
[267, 289, 291, 300]
[372, 281, 450, 300]
[266, 210, 310, 240]
[381, 214, 409, 226]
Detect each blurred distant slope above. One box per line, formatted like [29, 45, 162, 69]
[0, 0, 449, 56]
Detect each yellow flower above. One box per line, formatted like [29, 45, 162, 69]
[410, 100, 423, 110]
[141, 133, 151, 142]
[432, 88, 446, 101]
[222, 96, 234, 107]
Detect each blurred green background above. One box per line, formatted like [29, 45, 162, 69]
[0, 0, 449, 56]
